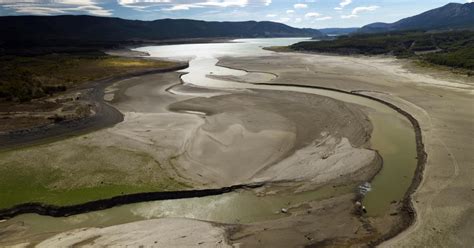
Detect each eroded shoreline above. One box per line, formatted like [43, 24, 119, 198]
[0, 41, 452, 247]
[0, 66, 388, 246]
[0, 183, 264, 219]
[214, 53, 473, 247]
[254, 82, 427, 246]
[0, 63, 189, 151]
[0, 78, 423, 242]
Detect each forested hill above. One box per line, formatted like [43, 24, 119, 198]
[360, 2, 474, 33]
[290, 31, 474, 72]
[0, 15, 325, 46]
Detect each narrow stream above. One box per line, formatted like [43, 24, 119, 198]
[0, 38, 417, 244]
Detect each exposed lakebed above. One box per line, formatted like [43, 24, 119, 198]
[0, 38, 417, 246]
[136, 38, 418, 216]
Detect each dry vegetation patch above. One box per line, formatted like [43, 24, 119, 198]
[0, 53, 179, 133]
[0, 54, 177, 102]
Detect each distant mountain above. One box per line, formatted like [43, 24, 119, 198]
[319, 28, 359, 36]
[360, 2, 474, 33]
[0, 15, 325, 47]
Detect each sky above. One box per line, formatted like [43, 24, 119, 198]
[0, 0, 472, 28]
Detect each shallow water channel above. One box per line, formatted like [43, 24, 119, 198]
[137, 38, 417, 216]
[0, 38, 417, 244]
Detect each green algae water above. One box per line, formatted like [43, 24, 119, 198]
[363, 112, 417, 216]
[241, 85, 418, 217]
[0, 184, 354, 245]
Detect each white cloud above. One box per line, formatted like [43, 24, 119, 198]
[340, 0, 352, 7]
[197, 0, 249, 7]
[341, 5, 379, 19]
[118, 0, 272, 11]
[305, 12, 332, 21]
[266, 13, 277, 17]
[466, 0, 473, 2]
[294, 17, 302, 23]
[164, 4, 203, 11]
[341, 14, 357, 19]
[293, 3, 307, 9]
[334, 0, 352, 10]
[286, 9, 294, 14]
[0, 0, 111, 16]
[315, 16, 332, 21]
[304, 12, 320, 18]
[352, 5, 379, 15]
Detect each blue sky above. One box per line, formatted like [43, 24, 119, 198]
[0, 0, 472, 28]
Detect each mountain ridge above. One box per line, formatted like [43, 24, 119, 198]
[360, 2, 474, 33]
[0, 15, 325, 45]
[319, 28, 359, 36]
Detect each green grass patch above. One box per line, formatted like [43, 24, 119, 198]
[0, 166, 184, 208]
[0, 142, 188, 209]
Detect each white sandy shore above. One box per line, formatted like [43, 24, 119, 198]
[255, 137, 377, 190]
[36, 218, 231, 247]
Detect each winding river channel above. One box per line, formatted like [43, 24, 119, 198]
[0, 38, 417, 243]
[135, 38, 417, 216]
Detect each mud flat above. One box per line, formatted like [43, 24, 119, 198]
[0, 64, 383, 247]
[0, 72, 196, 210]
[216, 53, 474, 247]
[168, 90, 376, 189]
[0, 39, 434, 247]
